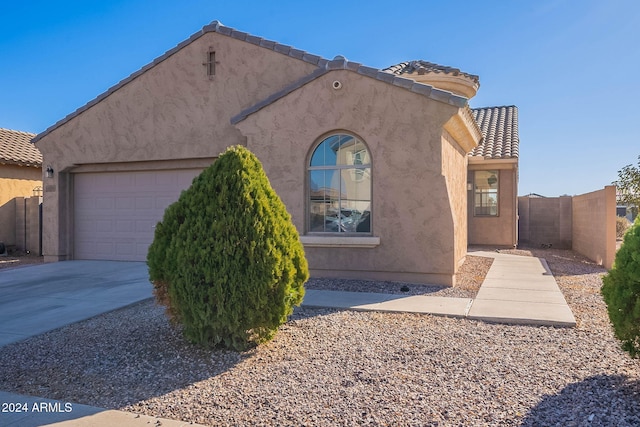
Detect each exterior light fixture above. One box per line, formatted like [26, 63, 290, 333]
[45, 165, 54, 178]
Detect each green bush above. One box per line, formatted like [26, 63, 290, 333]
[147, 145, 308, 351]
[602, 216, 640, 357]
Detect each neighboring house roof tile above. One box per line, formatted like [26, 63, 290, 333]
[34, 21, 469, 142]
[0, 128, 42, 167]
[383, 60, 480, 84]
[469, 106, 519, 159]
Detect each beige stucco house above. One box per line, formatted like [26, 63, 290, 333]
[33, 21, 519, 286]
[0, 128, 42, 249]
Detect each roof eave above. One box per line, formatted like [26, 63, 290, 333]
[0, 159, 43, 168]
[468, 156, 518, 164]
[443, 107, 482, 154]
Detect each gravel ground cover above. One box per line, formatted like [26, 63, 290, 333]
[305, 254, 492, 299]
[0, 248, 639, 426]
[0, 252, 43, 270]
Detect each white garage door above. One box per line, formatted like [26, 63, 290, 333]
[74, 169, 202, 261]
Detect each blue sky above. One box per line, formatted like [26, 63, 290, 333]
[1, 0, 638, 197]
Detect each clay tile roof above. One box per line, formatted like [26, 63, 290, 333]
[0, 128, 42, 167]
[383, 60, 480, 84]
[469, 106, 519, 159]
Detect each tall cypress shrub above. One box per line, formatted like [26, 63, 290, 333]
[147, 145, 308, 350]
[602, 216, 640, 357]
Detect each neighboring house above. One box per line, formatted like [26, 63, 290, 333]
[617, 205, 638, 222]
[0, 128, 42, 248]
[33, 21, 519, 286]
[616, 189, 638, 222]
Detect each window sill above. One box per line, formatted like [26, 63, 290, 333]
[300, 235, 381, 248]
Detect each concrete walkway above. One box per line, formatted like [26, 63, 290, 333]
[302, 250, 577, 328]
[467, 251, 576, 327]
[0, 252, 576, 426]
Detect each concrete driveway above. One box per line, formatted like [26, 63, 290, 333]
[0, 261, 153, 347]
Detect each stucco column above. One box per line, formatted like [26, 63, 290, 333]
[42, 168, 71, 262]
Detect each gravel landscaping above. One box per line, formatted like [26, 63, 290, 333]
[305, 254, 492, 299]
[0, 251, 43, 270]
[0, 248, 639, 426]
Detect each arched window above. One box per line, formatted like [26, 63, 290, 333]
[308, 133, 371, 233]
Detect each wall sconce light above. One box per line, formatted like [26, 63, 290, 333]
[45, 165, 54, 178]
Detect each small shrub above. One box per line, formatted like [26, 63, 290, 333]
[616, 216, 631, 239]
[602, 216, 640, 357]
[147, 145, 308, 351]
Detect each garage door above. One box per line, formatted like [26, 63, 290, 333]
[74, 169, 202, 261]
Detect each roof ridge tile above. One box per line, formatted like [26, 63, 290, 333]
[384, 59, 479, 84]
[230, 30, 249, 41]
[274, 43, 291, 55]
[259, 39, 276, 49]
[245, 34, 262, 45]
[392, 76, 415, 90]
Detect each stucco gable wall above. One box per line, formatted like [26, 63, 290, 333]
[235, 70, 462, 284]
[35, 31, 319, 261]
[36, 32, 318, 170]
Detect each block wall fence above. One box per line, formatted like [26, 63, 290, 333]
[4, 196, 42, 255]
[518, 185, 616, 269]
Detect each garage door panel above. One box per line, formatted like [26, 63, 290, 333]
[75, 240, 113, 258]
[75, 195, 95, 211]
[115, 242, 135, 256]
[155, 173, 178, 186]
[135, 219, 156, 233]
[135, 174, 156, 189]
[134, 196, 154, 210]
[115, 197, 134, 210]
[76, 220, 94, 233]
[76, 174, 115, 192]
[95, 220, 113, 233]
[155, 195, 178, 208]
[96, 197, 115, 211]
[74, 168, 202, 261]
[115, 220, 134, 233]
